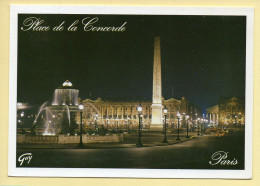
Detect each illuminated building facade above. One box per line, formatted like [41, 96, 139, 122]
[206, 97, 245, 126]
[79, 96, 201, 130]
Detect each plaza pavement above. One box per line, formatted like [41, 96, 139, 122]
[17, 131, 207, 149]
[16, 129, 245, 169]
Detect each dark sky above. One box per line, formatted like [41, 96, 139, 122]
[18, 14, 246, 111]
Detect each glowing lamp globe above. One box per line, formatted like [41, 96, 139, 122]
[137, 106, 142, 112]
[79, 104, 84, 110]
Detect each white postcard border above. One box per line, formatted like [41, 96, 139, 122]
[9, 5, 254, 179]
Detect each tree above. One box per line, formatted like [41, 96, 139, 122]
[61, 111, 70, 134]
[69, 112, 78, 135]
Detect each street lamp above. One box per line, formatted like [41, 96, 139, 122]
[204, 119, 208, 134]
[197, 118, 200, 135]
[162, 106, 168, 143]
[186, 115, 189, 138]
[78, 104, 84, 147]
[136, 104, 143, 147]
[107, 119, 110, 131]
[106, 117, 109, 129]
[125, 119, 128, 132]
[20, 111, 24, 132]
[95, 113, 98, 132]
[235, 115, 237, 128]
[140, 114, 144, 136]
[203, 119, 206, 134]
[200, 119, 203, 135]
[116, 118, 119, 132]
[176, 112, 181, 141]
[127, 117, 130, 131]
[201, 119, 205, 135]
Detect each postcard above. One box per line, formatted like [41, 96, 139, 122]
[9, 5, 254, 178]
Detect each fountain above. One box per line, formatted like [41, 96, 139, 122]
[83, 102, 101, 116]
[16, 80, 124, 144]
[52, 80, 79, 106]
[32, 80, 80, 136]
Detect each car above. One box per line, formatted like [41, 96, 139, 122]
[216, 130, 226, 137]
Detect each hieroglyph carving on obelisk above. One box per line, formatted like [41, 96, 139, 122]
[150, 37, 163, 131]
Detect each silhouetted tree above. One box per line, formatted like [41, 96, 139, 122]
[61, 111, 70, 134]
[69, 112, 78, 135]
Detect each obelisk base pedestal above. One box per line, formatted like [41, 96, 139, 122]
[150, 103, 163, 131]
[149, 124, 163, 131]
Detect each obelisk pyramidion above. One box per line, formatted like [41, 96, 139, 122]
[150, 36, 163, 131]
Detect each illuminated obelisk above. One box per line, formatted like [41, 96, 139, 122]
[150, 36, 163, 131]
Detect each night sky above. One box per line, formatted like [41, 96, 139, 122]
[17, 14, 246, 111]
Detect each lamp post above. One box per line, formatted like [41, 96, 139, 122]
[127, 117, 130, 131]
[235, 115, 237, 128]
[197, 118, 200, 135]
[136, 104, 143, 147]
[88, 121, 91, 129]
[107, 120, 110, 131]
[116, 118, 119, 133]
[195, 113, 197, 132]
[128, 117, 131, 130]
[125, 119, 128, 132]
[201, 119, 204, 135]
[18, 119, 21, 133]
[186, 115, 189, 138]
[162, 106, 168, 143]
[191, 116, 194, 132]
[203, 119, 206, 134]
[176, 112, 181, 141]
[78, 104, 84, 147]
[202, 114, 205, 135]
[200, 118, 203, 135]
[20, 111, 24, 133]
[95, 113, 98, 132]
[204, 119, 208, 134]
[140, 114, 143, 131]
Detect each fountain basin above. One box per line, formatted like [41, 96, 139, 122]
[17, 134, 123, 144]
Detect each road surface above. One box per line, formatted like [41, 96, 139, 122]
[17, 129, 245, 169]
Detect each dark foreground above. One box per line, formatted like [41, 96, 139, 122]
[17, 129, 245, 169]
